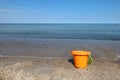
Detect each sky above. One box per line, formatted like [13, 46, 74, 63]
[0, 0, 120, 23]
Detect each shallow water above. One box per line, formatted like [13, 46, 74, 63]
[0, 39, 120, 59]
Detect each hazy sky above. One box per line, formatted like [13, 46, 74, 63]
[0, 0, 120, 23]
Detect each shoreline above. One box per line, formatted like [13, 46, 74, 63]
[0, 55, 119, 61]
[0, 39, 120, 59]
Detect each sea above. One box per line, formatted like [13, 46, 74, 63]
[0, 23, 120, 41]
[0, 23, 120, 58]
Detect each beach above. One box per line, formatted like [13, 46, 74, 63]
[0, 39, 120, 80]
[0, 0, 120, 79]
[0, 56, 120, 80]
[0, 24, 120, 80]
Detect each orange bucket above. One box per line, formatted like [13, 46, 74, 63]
[72, 50, 90, 68]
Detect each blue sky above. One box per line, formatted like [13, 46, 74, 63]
[0, 0, 120, 23]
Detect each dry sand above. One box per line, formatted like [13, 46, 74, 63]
[0, 56, 120, 80]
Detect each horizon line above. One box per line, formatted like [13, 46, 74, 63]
[0, 22, 120, 24]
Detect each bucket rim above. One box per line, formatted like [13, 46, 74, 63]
[72, 50, 90, 56]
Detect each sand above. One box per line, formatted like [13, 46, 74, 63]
[0, 56, 120, 80]
[0, 39, 120, 80]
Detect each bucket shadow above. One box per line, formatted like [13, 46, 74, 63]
[68, 58, 74, 65]
[116, 58, 120, 64]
